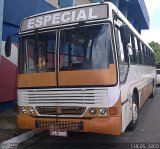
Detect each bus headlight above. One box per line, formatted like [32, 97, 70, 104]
[29, 107, 35, 114]
[89, 108, 97, 115]
[99, 108, 107, 116]
[21, 107, 26, 113]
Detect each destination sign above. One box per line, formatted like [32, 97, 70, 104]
[21, 5, 108, 32]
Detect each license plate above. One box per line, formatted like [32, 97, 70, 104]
[49, 130, 68, 137]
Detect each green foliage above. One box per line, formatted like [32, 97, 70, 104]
[149, 41, 160, 64]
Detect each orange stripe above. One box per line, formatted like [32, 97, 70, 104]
[17, 115, 121, 135]
[140, 81, 153, 107]
[17, 64, 117, 88]
[59, 64, 117, 86]
[17, 72, 57, 88]
[17, 97, 122, 135]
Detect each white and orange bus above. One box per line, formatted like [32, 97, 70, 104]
[5, 2, 156, 136]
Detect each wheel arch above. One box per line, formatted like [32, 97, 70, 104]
[132, 88, 139, 109]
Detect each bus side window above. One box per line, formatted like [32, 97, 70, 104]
[144, 46, 147, 65]
[147, 48, 150, 66]
[150, 50, 152, 66]
[150, 51, 153, 66]
[151, 52, 153, 66]
[134, 38, 140, 64]
[137, 39, 142, 64]
[115, 28, 126, 64]
[145, 47, 148, 65]
[149, 49, 152, 66]
[151, 52, 154, 66]
[128, 33, 136, 64]
[115, 27, 129, 83]
[153, 53, 155, 66]
[153, 53, 156, 66]
[140, 43, 144, 65]
[146, 48, 150, 65]
[150, 53, 152, 66]
[142, 44, 145, 65]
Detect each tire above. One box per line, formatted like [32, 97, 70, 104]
[149, 85, 155, 98]
[127, 94, 138, 131]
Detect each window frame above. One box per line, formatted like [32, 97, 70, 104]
[19, 29, 58, 74]
[115, 25, 129, 64]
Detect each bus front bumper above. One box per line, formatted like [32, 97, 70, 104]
[17, 114, 121, 135]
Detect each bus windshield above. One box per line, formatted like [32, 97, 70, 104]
[59, 24, 113, 71]
[19, 23, 113, 74]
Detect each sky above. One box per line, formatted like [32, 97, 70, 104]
[141, 0, 160, 44]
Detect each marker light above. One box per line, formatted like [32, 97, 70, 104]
[109, 107, 117, 115]
[89, 108, 97, 115]
[100, 108, 107, 116]
[29, 107, 34, 114]
[21, 107, 26, 113]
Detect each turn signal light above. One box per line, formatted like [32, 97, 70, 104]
[109, 107, 117, 115]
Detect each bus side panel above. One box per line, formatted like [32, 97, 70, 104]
[121, 65, 156, 132]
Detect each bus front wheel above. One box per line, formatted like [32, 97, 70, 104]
[127, 94, 139, 131]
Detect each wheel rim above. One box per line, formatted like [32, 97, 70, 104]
[132, 102, 138, 123]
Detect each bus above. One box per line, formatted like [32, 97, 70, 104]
[5, 2, 156, 136]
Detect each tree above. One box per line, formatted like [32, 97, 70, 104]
[149, 41, 160, 64]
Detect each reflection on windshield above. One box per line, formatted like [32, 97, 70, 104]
[59, 24, 113, 71]
[19, 31, 56, 74]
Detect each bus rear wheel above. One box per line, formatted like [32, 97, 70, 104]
[149, 84, 155, 98]
[128, 94, 138, 131]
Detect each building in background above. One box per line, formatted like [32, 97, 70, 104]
[0, 0, 150, 111]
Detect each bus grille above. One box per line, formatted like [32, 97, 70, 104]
[36, 106, 86, 116]
[18, 88, 108, 107]
[35, 120, 84, 130]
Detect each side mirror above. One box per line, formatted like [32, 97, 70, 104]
[5, 36, 11, 57]
[120, 25, 130, 44]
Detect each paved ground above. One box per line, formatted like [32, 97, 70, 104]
[0, 109, 26, 143]
[18, 88, 160, 149]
